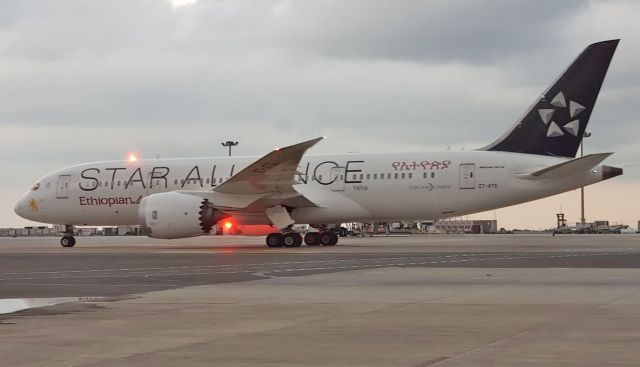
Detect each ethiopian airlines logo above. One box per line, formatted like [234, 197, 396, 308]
[29, 199, 39, 212]
[79, 195, 142, 207]
[538, 91, 587, 138]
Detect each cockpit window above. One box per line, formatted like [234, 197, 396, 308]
[31, 183, 40, 191]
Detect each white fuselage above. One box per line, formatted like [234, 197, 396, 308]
[15, 150, 606, 227]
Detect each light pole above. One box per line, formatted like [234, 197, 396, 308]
[580, 132, 591, 227]
[221, 141, 239, 157]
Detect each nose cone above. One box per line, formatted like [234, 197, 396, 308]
[14, 194, 35, 220]
[14, 195, 27, 219]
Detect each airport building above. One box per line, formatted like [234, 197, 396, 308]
[0, 226, 141, 237]
[430, 219, 498, 234]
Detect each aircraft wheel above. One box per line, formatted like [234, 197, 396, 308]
[304, 232, 322, 246]
[283, 233, 302, 248]
[266, 233, 284, 248]
[60, 236, 76, 248]
[293, 233, 303, 247]
[329, 231, 339, 246]
[320, 231, 338, 246]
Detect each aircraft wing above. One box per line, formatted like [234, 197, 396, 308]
[181, 137, 323, 212]
[215, 137, 323, 195]
[516, 153, 613, 179]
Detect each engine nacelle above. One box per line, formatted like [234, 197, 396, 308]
[138, 192, 227, 239]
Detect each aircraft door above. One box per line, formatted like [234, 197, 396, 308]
[56, 175, 71, 199]
[459, 164, 476, 189]
[330, 167, 345, 191]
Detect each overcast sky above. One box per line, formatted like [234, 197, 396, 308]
[1, 0, 638, 229]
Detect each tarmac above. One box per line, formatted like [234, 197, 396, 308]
[1, 234, 639, 366]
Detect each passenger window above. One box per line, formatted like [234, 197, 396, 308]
[359, 174, 363, 180]
[152, 210, 158, 220]
[318, 175, 323, 181]
[352, 174, 356, 180]
[373, 174, 377, 179]
[401, 173, 405, 179]
[394, 173, 398, 179]
[105, 181, 109, 187]
[366, 174, 370, 180]
[408, 173, 412, 179]
[117, 181, 121, 186]
[206, 178, 210, 184]
[174, 179, 178, 185]
[431, 172, 435, 178]
[387, 173, 391, 179]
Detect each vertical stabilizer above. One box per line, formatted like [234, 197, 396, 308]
[483, 40, 619, 158]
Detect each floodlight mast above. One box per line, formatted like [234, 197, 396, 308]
[580, 132, 592, 227]
[221, 141, 239, 157]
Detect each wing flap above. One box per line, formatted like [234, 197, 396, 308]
[516, 153, 613, 179]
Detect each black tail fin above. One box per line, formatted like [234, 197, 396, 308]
[483, 39, 619, 158]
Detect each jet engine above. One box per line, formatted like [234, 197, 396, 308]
[137, 192, 228, 239]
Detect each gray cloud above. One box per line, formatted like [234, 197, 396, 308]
[274, 0, 588, 63]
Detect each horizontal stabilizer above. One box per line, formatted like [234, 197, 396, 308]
[516, 153, 613, 179]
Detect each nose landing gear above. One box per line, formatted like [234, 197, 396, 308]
[60, 236, 76, 247]
[60, 224, 76, 248]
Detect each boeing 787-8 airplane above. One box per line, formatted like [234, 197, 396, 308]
[15, 40, 622, 248]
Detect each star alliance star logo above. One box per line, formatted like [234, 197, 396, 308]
[538, 91, 586, 138]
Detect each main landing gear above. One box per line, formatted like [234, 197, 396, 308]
[265, 231, 338, 248]
[60, 224, 76, 248]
